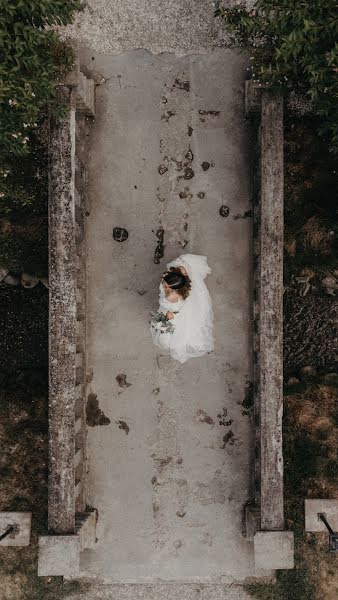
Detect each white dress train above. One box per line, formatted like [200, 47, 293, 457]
[150, 253, 215, 364]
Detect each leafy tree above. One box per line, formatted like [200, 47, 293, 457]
[215, 0, 338, 152]
[0, 0, 83, 159]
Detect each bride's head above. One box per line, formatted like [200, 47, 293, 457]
[162, 268, 191, 300]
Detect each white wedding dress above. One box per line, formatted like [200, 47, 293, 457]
[150, 254, 215, 363]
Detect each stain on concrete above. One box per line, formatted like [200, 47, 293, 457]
[183, 222, 188, 231]
[201, 161, 210, 171]
[161, 110, 176, 123]
[112, 227, 128, 242]
[158, 164, 168, 175]
[197, 191, 205, 199]
[200, 531, 213, 546]
[173, 78, 190, 92]
[195, 409, 215, 426]
[152, 387, 160, 395]
[217, 407, 228, 425]
[173, 539, 183, 549]
[219, 205, 230, 217]
[185, 147, 194, 162]
[136, 289, 147, 295]
[221, 430, 235, 448]
[179, 187, 193, 200]
[171, 157, 183, 171]
[195, 479, 226, 505]
[198, 109, 220, 116]
[182, 166, 194, 180]
[176, 509, 186, 517]
[178, 240, 189, 249]
[241, 380, 254, 415]
[116, 373, 132, 388]
[156, 188, 165, 202]
[154, 456, 173, 472]
[154, 227, 164, 264]
[233, 209, 253, 220]
[187, 125, 193, 136]
[153, 455, 183, 472]
[86, 368, 94, 383]
[115, 419, 130, 434]
[86, 393, 111, 427]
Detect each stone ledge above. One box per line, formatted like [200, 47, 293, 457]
[38, 535, 80, 576]
[254, 531, 294, 570]
[305, 499, 338, 532]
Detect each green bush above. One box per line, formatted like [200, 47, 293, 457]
[0, 0, 82, 160]
[0, 1, 82, 274]
[215, 0, 338, 153]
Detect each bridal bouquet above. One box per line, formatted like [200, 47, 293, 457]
[150, 311, 176, 334]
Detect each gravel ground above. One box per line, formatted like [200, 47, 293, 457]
[57, 0, 255, 56]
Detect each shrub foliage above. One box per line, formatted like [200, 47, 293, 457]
[0, 0, 82, 160]
[215, 0, 338, 152]
[0, 0, 82, 273]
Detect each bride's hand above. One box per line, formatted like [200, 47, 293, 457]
[166, 311, 174, 320]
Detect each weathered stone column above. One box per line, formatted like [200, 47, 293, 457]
[48, 86, 77, 534]
[259, 91, 284, 531]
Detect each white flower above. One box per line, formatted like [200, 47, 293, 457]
[0, 192, 5, 198]
[8, 99, 17, 106]
[23, 136, 29, 142]
[31, 92, 35, 97]
[23, 123, 28, 128]
[11, 133, 18, 138]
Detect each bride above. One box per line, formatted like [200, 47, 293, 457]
[150, 253, 214, 364]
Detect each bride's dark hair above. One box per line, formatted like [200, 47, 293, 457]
[163, 267, 191, 300]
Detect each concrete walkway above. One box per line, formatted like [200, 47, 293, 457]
[82, 47, 254, 582]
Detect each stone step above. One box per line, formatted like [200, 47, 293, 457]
[75, 511, 96, 550]
[76, 73, 95, 117]
[244, 503, 261, 542]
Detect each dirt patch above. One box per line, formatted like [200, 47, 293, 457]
[0, 285, 48, 371]
[86, 393, 111, 427]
